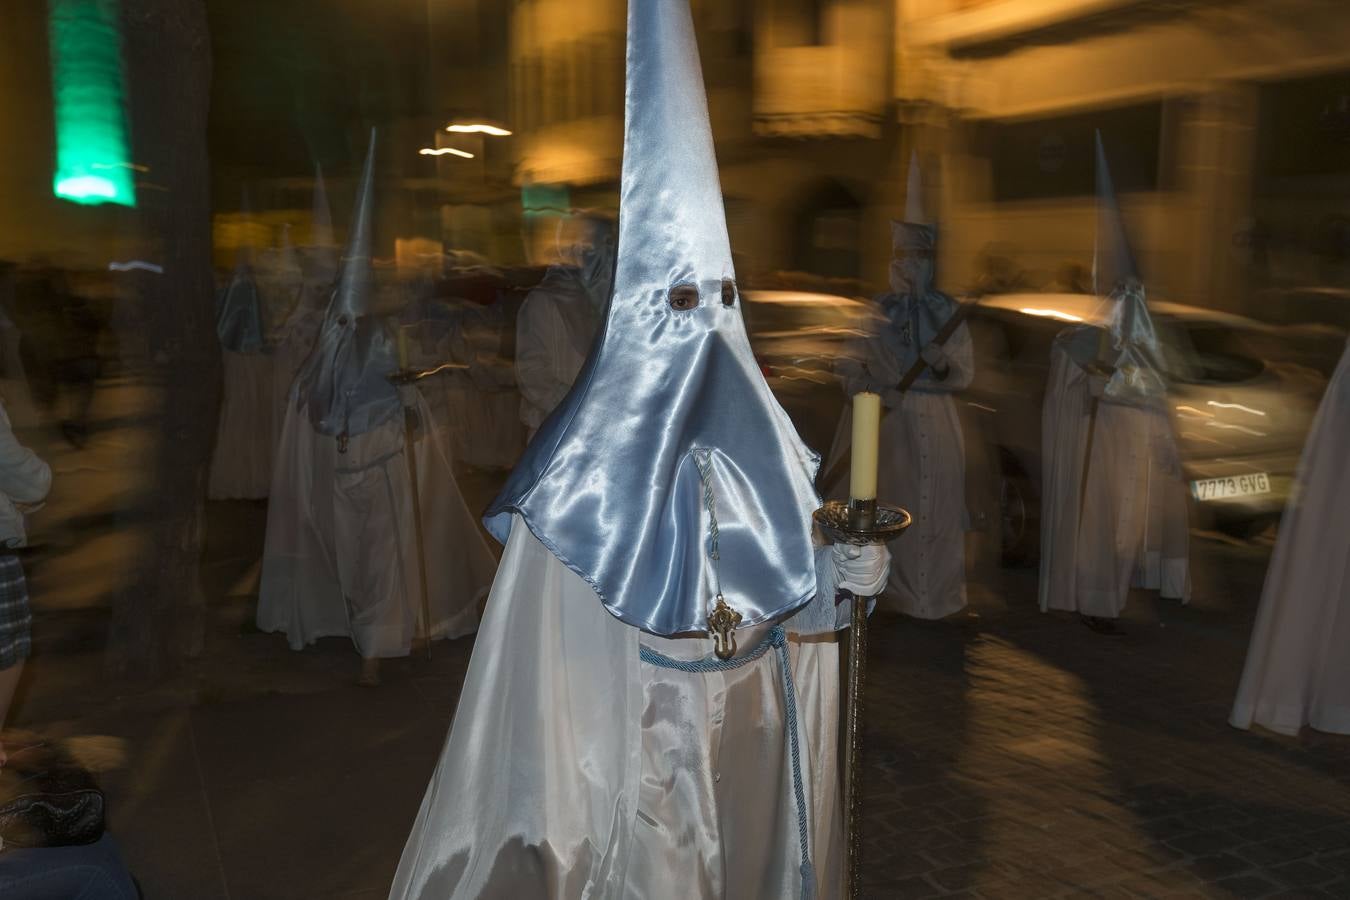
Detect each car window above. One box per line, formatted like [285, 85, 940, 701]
[1158, 320, 1265, 384]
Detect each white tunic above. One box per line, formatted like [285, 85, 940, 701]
[1038, 342, 1190, 618]
[1231, 340, 1350, 736]
[390, 516, 845, 899]
[207, 349, 275, 500]
[257, 391, 496, 657]
[515, 270, 598, 438]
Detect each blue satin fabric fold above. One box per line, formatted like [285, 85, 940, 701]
[216, 267, 266, 353]
[293, 314, 399, 439]
[486, 295, 821, 636]
[1060, 279, 1167, 405]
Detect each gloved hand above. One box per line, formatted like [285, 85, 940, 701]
[832, 542, 891, 597]
[398, 383, 421, 409]
[920, 342, 950, 378]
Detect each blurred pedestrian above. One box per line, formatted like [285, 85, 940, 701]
[1039, 136, 1190, 633]
[825, 154, 973, 620]
[514, 212, 614, 442]
[1230, 335, 1350, 735]
[0, 397, 51, 766]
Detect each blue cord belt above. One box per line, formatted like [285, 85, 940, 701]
[639, 625, 816, 900]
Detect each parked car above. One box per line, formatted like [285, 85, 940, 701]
[963, 293, 1326, 564]
[741, 289, 883, 453]
[1248, 286, 1350, 377]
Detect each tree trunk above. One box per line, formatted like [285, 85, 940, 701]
[105, 0, 218, 679]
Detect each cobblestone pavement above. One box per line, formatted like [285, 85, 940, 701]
[860, 538, 1350, 899]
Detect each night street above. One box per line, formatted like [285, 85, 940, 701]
[9, 378, 1347, 899]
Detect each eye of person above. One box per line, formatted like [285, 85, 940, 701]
[668, 284, 699, 311]
[721, 279, 736, 307]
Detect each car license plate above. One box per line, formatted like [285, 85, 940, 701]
[1190, 473, 1271, 502]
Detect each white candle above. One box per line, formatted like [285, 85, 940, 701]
[850, 391, 881, 501]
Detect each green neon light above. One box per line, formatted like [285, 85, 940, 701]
[47, 0, 136, 207]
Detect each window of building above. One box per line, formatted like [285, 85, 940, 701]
[978, 101, 1167, 202]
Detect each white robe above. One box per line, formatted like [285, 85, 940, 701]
[825, 324, 973, 620]
[390, 516, 845, 899]
[1230, 340, 1350, 736]
[1038, 344, 1191, 618]
[515, 273, 598, 438]
[270, 306, 324, 453]
[257, 391, 496, 657]
[418, 305, 524, 470]
[208, 349, 275, 500]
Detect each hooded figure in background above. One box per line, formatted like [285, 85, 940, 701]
[401, 279, 525, 471]
[514, 212, 615, 441]
[389, 1, 889, 896]
[257, 131, 496, 683]
[1230, 336, 1350, 735]
[1038, 135, 1190, 630]
[270, 167, 340, 445]
[825, 153, 973, 620]
[208, 195, 275, 500]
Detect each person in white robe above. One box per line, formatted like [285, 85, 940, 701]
[257, 132, 496, 684]
[208, 227, 274, 501]
[515, 215, 614, 441]
[1230, 336, 1350, 735]
[390, 2, 888, 896]
[824, 157, 973, 620]
[1038, 135, 1190, 632]
[270, 169, 339, 446]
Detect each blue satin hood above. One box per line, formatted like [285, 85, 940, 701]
[485, 0, 820, 637]
[216, 264, 265, 354]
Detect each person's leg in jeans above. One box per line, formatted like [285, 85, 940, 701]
[0, 834, 139, 899]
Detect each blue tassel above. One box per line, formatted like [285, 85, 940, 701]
[800, 861, 817, 900]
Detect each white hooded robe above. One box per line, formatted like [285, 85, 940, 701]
[390, 515, 846, 899]
[1230, 339, 1350, 735]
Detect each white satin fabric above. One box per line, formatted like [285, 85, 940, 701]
[257, 390, 495, 657]
[1039, 342, 1191, 618]
[391, 516, 843, 899]
[1231, 340, 1350, 736]
[208, 349, 275, 500]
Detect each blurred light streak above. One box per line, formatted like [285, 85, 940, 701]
[108, 260, 163, 274]
[1207, 400, 1266, 417]
[419, 147, 475, 158]
[445, 123, 512, 136]
[1175, 405, 1214, 418]
[967, 401, 998, 413]
[1018, 307, 1083, 322]
[47, 0, 136, 207]
[1205, 421, 1267, 437]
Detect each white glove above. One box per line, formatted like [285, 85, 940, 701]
[832, 543, 891, 597]
[920, 342, 950, 378]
